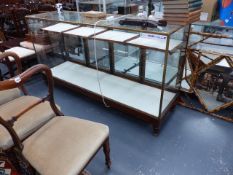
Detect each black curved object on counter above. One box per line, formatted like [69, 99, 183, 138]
[119, 18, 167, 28]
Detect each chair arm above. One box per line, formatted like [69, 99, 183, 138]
[0, 64, 63, 116]
[0, 51, 22, 74]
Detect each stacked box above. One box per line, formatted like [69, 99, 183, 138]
[162, 0, 203, 25]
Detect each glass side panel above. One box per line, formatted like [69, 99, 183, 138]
[143, 50, 179, 85]
[193, 20, 233, 31]
[27, 18, 55, 33]
[27, 19, 65, 68]
[189, 23, 233, 57]
[159, 27, 186, 116]
[168, 27, 186, 89]
[88, 40, 110, 70]
[64, 35, 85, 63]
[78, 0, 125, 13]
[27, 11, 182, 35]
[145, 50, 165, 84]
[35, 31, 65, 67]
[97, 14, 182, 34]
[114, 43, 140, 77]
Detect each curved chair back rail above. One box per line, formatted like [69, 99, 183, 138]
[0, 51, 22, 74]
[0, 51, 28, 95]
[0, 64, 63, 118]
[0, 64, 111, 175]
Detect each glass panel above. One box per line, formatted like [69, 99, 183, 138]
[167, 27, 185, 88]
[114, 43, 140, 77]
[144, 50, 180, 85]
[193, 20, 233, 31]
[88, 40, 110, 70]
[27, 19, 65, 68]
[190, 23, 233, 57]
[159, 27, 185, 116]
[64, 35, 85, 63]
[78, 0, 125, 13]
[145, 50, 165, 84]
[159, 52, 177, 117]
[27, 11, 182, 35]
[98, 14, 182, 34]
[194, 58, 233, 111]
[34, 31, 65, 67]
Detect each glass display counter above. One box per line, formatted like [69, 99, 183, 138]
[26, 11, 186, 133]
[181, 20, 233, 120]
[77, 0, 125, 13]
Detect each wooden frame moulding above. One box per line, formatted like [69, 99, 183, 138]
[180, 24, 233, 118]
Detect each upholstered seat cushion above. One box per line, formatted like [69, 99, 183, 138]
[0, 88, 21, 105]
[20, 41, 53, 53]
[23, 117, 109, 175]
[5, 47, 35, 61]
[0, 96, 57, 150]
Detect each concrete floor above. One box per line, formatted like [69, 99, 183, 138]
[26, 78, 233, 175]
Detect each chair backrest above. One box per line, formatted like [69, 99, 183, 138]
[12, 8, 30, 37]
[0, 52, 22, 74]
[25, 32, 51, 45]
[0, 51, 29, 92]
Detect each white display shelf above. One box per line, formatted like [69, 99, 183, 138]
[64, 27, 107, 38]
[42, 23, 78, 33]
[94, 30, 139, 43]
[127, 37, 183, 52]
[52, 61, 176, 117]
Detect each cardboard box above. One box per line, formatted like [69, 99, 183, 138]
[202, 0, 218, 22]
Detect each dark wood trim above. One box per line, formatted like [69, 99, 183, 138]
[139, 48, 146, 83]
[83, 38, 90, 66]
[108, 42, 115, 74]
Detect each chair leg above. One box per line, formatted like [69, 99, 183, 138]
[103, 137, 111, 169]
[5, 61, 14, 77]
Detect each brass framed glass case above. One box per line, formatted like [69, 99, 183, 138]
[26, 11, 186, 133]
[182, 20, 233, 120]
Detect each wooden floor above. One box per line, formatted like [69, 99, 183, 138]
[52, 61, 176, 117]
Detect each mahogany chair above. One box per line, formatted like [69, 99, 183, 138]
[0, 52, 22, 104]
[0, 63, 111, 175]
[11, 7, 30, 37]
[0, 52, 60, 151]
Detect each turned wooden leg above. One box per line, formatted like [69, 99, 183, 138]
[103, 137, 111, 169]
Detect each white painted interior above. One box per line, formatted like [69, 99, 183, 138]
[64, 27, 107, 37]
[52, 61, 176, 117]
[42, 23, 79, 33]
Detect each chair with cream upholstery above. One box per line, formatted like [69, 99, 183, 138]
[4, 47, 36, 62]
[0, 64, 111, 175]
[0, 52, 22, 105]
[0, 52, 61, 151]
[20, 33, 59, 64]
[3, 44, 36, 77]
